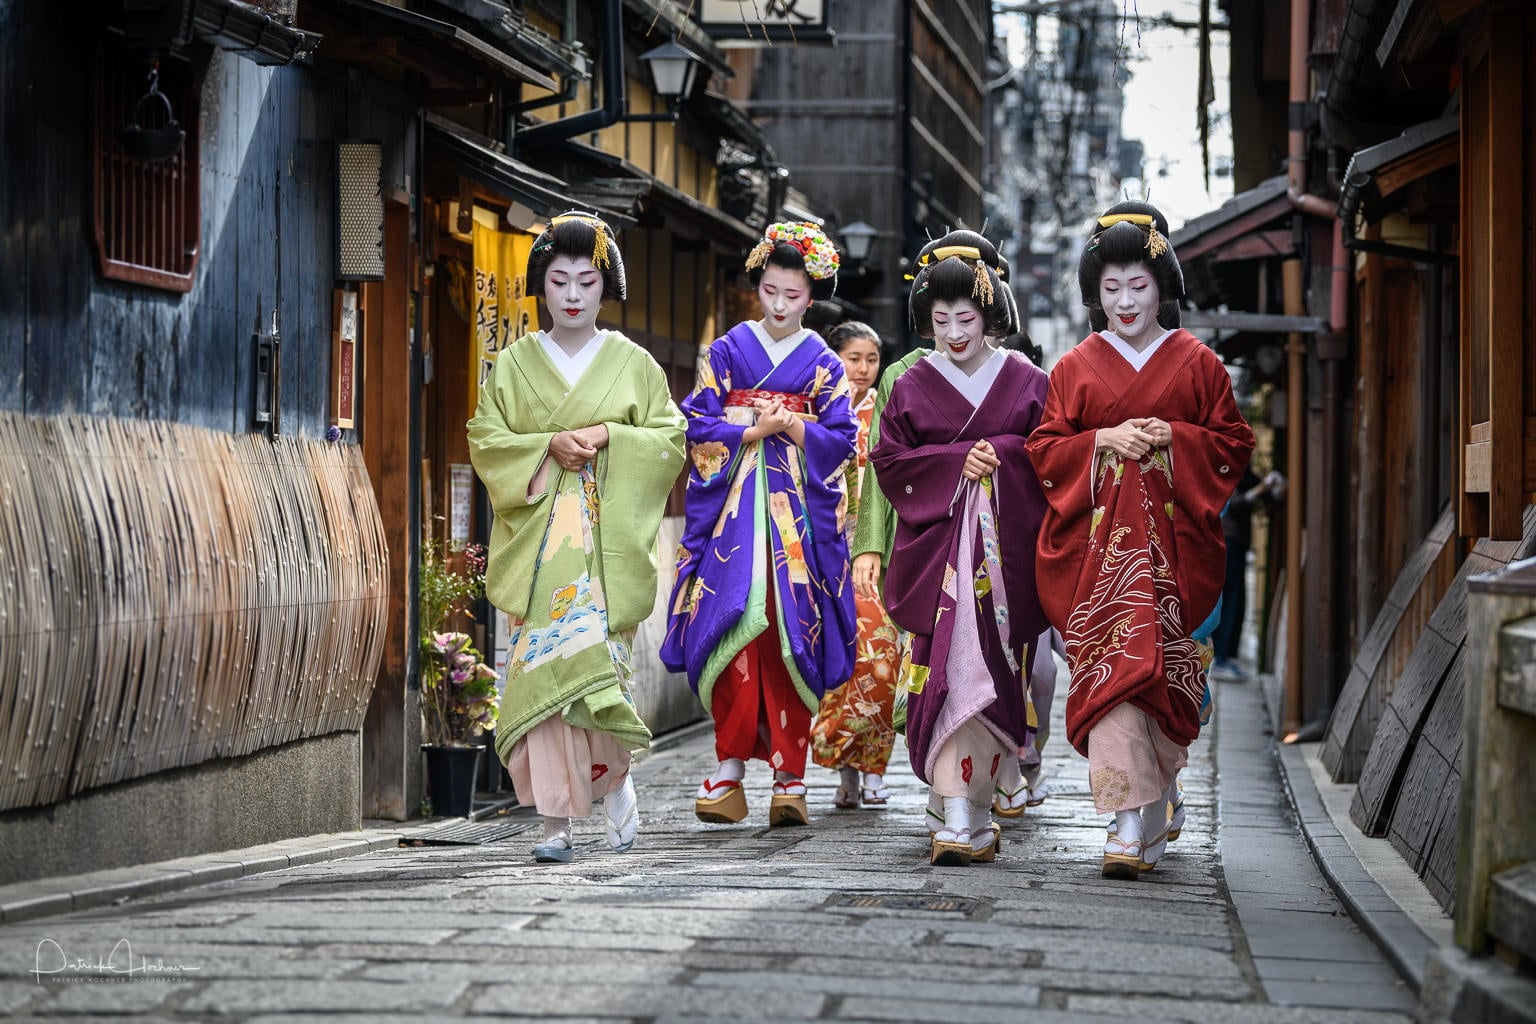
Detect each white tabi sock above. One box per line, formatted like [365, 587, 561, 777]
[939, 796, 972, 842]
[697, 758, 745, 799]
[1112, 809, 1143, 845]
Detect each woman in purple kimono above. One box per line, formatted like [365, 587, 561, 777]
[872, 230, 1051, 866]
[661, 222, 859, 828]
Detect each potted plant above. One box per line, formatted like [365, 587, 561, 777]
[419, 539, 500, 817]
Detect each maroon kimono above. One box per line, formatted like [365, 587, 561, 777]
[872, 354, 1051, 783]
[1026, 330, 1254, 755]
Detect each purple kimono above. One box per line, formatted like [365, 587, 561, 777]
[872, 354, 1051, 783]
[660, 323, 859, 711]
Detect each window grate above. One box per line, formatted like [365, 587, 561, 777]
[93, 41, 201, 292]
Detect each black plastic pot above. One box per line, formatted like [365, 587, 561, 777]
[422, 744, 483, 818]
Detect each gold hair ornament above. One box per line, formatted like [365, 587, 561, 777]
[971, 261, 994, 305]
[550, 213, 611, 269]
[1095, 212, 1169, 260]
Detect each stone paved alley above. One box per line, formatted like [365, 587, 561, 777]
[0, 679, 1423, 1022]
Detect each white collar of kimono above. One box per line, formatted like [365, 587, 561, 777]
[746, 319, 814, 367]
[925, 345, 1006, 409]
[537, 330, 606, 388]
[1101, 328, 1173, 372]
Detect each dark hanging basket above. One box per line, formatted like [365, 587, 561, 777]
[120, 78, 185, 162]
[422, 744, 484, 818]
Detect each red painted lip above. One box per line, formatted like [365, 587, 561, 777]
[773, 314, 787, 321]
[1118, 314, 1137, 323]
[563, 308, 582, 317]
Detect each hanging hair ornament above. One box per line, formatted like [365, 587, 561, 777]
[745, 238, 776, 272]
[1146, 226, 1168, 259]
[551, 213, 611, 269]
[971, 259, 994, 305]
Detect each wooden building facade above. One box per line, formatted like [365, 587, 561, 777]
[1174, 0, 1536, 953]
[0, 0, 777, 881]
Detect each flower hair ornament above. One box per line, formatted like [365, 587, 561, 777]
[1093, 212, 1169, 259]
[745, 221, 841, 281]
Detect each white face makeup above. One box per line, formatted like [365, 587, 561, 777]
[757, 264, 814, 341]
[543, 254, 605, 335]
[931, 298, 989, 369]
[1099, 261, 1161, 345]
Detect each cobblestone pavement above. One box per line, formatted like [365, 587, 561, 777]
[0, 681, 1419, 1022]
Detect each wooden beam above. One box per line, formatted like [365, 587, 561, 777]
[423, 88, 495, 107]
[1210, 229, 1295, 262]
[1182, 310, 1329, 333]
[1175, 196, 1296, 262]
[1375, 136, 1459, 199]
[1486, 17, 1524, 539]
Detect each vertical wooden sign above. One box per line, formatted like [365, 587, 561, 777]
[333, 288, 358, 429]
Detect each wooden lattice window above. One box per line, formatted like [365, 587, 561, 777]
[93, 41, 201, 292]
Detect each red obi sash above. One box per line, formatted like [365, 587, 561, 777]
[725, 389, 809, 414]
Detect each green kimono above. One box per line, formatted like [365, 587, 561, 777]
[849, 347, 927, 568]
[467, 332, 686, 760]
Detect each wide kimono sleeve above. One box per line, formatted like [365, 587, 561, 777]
[1168, 344, 1255, 626]
[871, 381, 974, 529]
[1024, 353, 1098, 524]
[597, 350, 687, 632]
[1023, 353, 1100, 633]
[1169, 344, 1255, 521]
[659, 341, 746, 673]
[801, 353, 860, 546]
[869, 378, 978, 636]
[466, 354, 559, 622]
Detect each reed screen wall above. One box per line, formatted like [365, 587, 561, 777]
[0, 414, 390, 812]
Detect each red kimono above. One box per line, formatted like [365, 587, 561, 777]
[1026, 330, 1254, 755]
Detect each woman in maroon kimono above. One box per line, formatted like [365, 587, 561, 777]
[1026, 202, 1254, 879]
[872, 230, 1051, 866]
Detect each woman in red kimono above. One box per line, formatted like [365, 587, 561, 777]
[1026, 202, 1254, 879]
[874, 230, 1051, 866]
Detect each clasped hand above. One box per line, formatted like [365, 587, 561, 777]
[1096, 417, 1171, 460]
[548, 424, 609, 471]
[962, 439, 999, 481]
[744, 398, 799, 443]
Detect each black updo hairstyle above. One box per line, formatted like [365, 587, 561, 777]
[908, 229, 1015, 339]
[1078, 201, 1184, 333]
[526, 210, 627, 301]
[825, 320, 881, 354]
[744, 222, 840, 301]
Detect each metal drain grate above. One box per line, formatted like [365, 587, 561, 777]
[832, 894, 984, 914]
[405, 820, 538, 846]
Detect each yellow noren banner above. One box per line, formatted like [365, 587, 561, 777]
[470, 222, 539, 415]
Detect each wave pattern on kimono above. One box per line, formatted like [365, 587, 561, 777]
[872, 354, 1051, 784]
[467, 332, 686, 755]
[660, 322, 859, 712]
[812, 390, 900, 774]
[1026, 330, 1255, 755]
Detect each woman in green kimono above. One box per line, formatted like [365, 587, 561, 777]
[468, 212, 685, 863]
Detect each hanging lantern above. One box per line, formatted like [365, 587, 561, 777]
[120, 62, 185, 162]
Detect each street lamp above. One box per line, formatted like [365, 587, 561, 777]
[639, 40, 702, 105]
[840, 221, 878, 263]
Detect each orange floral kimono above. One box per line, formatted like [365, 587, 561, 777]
[811, 390, 901, 774]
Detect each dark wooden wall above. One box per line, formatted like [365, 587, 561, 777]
[0, 5, 416, 436]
